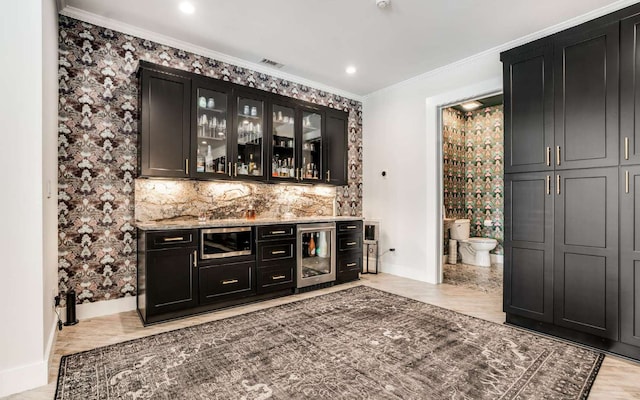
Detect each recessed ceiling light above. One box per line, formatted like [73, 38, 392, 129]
[179, 2, 195, 14]
[461, 100, 482, 110]
[346, 66, 357, 75]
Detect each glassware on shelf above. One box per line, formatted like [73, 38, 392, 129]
[198, 96, 207, 108]
[207, 98, 215, 109]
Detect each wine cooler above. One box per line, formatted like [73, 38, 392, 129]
[297, 223, 336, 288]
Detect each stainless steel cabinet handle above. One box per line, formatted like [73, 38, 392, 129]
[222, 279, 238, 285]
[163, 237, 184, 242]
[557, 175, 560, 195]
[546, 147, 551, 166]
[228, 162, 232, 177]
[625, 137, 630, 160]
[270, 230, 287, 235]
[346, 242, 357, 246]
[271, 250, 286, 255]
[626, 170, 630, 194]
[326, 170, 331, 183]
[546, 176, 550, 195]
[234, 162, 238, 177]
[272, 275, 286, 280]
[556, 146, 561, 166]
[346, 225, 357, 229]
[346, 262, 357, 267]
[185, 159, 189, 175]
[193, 250, 197, 268]
[299, 168, 303, 181]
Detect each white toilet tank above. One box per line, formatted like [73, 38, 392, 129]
[450, 219, 470, 240]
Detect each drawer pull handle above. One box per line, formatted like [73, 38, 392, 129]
[222, 279, 238, 285]
[346, 262, 357, 267]
[163, 237, 184, 242]
[346, 242, 357, 246]
[271, 250, 287, 255]
[346, 225, 357, 229]
[270, 230, 287, 234]
[272, 275, 286, 280]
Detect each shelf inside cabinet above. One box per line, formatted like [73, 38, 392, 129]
[197, 135, 226, 142]
[238, 114, 262, 120]
[198, 106, 226, 113]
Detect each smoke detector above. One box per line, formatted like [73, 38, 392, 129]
[376, 0, 391, 9]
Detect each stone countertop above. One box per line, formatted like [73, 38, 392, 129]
[136, 216, 363, 231]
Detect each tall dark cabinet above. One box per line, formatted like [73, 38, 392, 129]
[503, 3, 640, 361]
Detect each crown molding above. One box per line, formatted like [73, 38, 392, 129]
[364, 0, 640, 99]
[58, 6, 364, 102]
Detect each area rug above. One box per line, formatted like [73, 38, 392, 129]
[55, 286, 603, 399]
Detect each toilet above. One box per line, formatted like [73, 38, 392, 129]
[449, 219, 497, 267]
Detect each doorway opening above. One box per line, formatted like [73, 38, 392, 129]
[440, 93, 503, 293]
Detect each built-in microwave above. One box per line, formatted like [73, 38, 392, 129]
[200, 227, 253, 259]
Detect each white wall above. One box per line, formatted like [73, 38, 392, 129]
[363, 53, 502, 283]
[0, 0, 57, 396]
[42, 0, 60, 361]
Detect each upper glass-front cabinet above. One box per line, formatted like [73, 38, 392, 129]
[235, 94, 266, 179]
[301, 110, 323, 181]
[271, 104, 296, 180]
[194, 86, 230, 177]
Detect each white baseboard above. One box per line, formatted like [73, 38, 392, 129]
[0, 359, 48, 398]
[380, 262, 436, 284]
[45, 313, 58, 365]
[63, 296, 136, 323]
[490, 254, 504, 264]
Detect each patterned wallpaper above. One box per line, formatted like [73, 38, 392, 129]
[57, 16, 363, 304]
[442, 105, 504, 255]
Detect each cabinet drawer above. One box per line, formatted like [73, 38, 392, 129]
[259, 241, 295, 262]
[147, 230, 196, 250]
[257, 225, 296, 241]
[338, 235, 362, 252]
[337, 255, 362, 273]
[198, 261, 254, 303]
[337, 221, 363, 234]
[257, 264, 295, 293]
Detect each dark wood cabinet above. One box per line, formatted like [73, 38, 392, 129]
[325, 109, 349, 186]
[137, 229, 198, 323]
[503, 172, 554, 323]
[553, 168, 618, 340]
[138, 62, 348, 186]
[198, 261, 254, 304]
[554, 23, 619, 170]
[621, 14, 640, 165]
[502, 42, 554, 173]
[139, 68, 191, 178]
[620, 166, 640, 347]
[336, 220, 362, 283]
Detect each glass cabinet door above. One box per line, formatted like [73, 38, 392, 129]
[301, 110, 322, 181]
[271, 104, 296, 180]
[236, 96, 265, 178]
[195, 87, 229, 176]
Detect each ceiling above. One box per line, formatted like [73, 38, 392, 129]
[60, 0, 631, 96]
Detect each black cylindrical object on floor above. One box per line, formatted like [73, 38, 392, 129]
[64, 289, 79, 326]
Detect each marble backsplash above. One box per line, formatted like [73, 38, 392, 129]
[135, 180, 336, 222]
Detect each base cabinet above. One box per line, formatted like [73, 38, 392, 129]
[336, 220, 363, 283]
[621, 166, 640, 347]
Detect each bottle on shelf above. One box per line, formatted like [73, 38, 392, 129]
[308, 234, 316, 257]
[205, 145, 213, 172]
[248, 153, 255, 175]
[196, 148, 205, 172]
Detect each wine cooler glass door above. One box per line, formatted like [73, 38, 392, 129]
[297, 223, 336, 288]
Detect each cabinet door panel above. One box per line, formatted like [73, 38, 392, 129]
[146, 247, 197, 315]
[140, 70, 191, 178]
[503, 44, 554, 173]
[326, 109, 348, 185]
[554, 167, 618, 339]
[620, 166, 640, 346]
[504, 172, 553, 322]
[621, 14, 640, 164]
[554, 23, 619, 169]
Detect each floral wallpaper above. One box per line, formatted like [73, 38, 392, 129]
[57, 16, 363, 304]
[443, 105, 503, 255]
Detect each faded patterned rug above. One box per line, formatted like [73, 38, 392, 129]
[55, 286, 603, 399]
